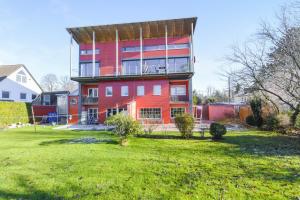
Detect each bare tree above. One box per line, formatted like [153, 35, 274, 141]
[40, 73, 59, 92]
[226, 1, 300, 124]
[59, 75, 77, 92]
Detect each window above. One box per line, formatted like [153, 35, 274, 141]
[70, 98, 77, 105]
[105, 86, 113, 97]
[43, 94, 51, 105]
[139, 108, 161, 119]
[20, 93, 26, 100]
[143, 58, 166, 74]
[122, 60, 140, 75]
[32, 94, 37, 100]
[88, 88, 98, 97]
[171, 108, 185, 118]
[107, 108, 128, 117]
[122, 46, 140, 52]
[16, 70, 27, 83]
[88, 108, 98, 120]
[153, 85, 161, 96]
[168, 57, 189, 73]
[144, 45, 165, 51]
[170, 85, 186, 96]
[168, 43, 189, 50]
[80, 49, 100, 55]
[137, 86, 144, 96]
[2, 91, 9, 99]
[80, 62, 100, 77]
[121, 86, 128, 96]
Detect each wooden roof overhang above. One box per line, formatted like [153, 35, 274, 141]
[66, 17, 197, 44]
[71, 72, 194, 83]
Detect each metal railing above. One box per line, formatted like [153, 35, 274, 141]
[82, 96, 98, 105]
[170, 95, 189, 102]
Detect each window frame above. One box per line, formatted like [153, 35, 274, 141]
[121, 86, 129, 97]
[88, 108, 98, 120]
[170, 85, 186, 96]
[137, 85, 144, 96]
[43, 94, 51, 105]
[170, 107, 186, 118]
[80, 48, 100, 55]
[139, 108, 162, 119]
[105, 86, 113, 97]
[88, 88, 98, 97]
[153, 85, 161, 96]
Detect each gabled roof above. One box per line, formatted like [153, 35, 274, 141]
[0, 64, 43, 92]
[0, 64, 22, 82]
[67, 17, 197, 44]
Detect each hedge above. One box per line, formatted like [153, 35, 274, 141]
[0, 101, 32, 127]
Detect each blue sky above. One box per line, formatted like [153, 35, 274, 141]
[0, 0, 290, 93]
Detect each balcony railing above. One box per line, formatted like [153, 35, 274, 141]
[82, 96, 98, 105]
[170, 95, 189, 102]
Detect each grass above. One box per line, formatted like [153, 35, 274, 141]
[0, 126, 299, 200]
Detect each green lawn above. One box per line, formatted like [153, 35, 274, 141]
[0, 127, 299, 200]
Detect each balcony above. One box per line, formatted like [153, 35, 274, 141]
[82, 96, 98, 105]
[170, 95, 189, 103]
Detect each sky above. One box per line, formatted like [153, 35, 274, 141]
[0, 0, 291, 93]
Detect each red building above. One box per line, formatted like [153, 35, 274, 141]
[67, 17, 197, 124]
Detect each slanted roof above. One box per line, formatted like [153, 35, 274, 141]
[67, 17, 197, 44]
[0, 64, 23, 82]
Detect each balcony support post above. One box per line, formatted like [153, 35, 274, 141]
[69, 33, 73, 78]
[190, 23, 194, 72]
[189, 78, 193, 114]
[92, 31, 96, 77]
[78, 83, 82, 124]
[116, 29, 119, 76]
[140, 27, 143, 75]
[165, 25, 168, 74]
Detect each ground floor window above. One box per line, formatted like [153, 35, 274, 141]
[170, 107, 185, 118]
[139, 108, 161, 119]
[106, 108, 127, 118]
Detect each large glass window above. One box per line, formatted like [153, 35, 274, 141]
[168, 57, 189, 73]
[122, 60, 140, 75]
[16, 70, 27, 83]
[137, 86, 144, 96]
[122, 43, 189, 53]
[139, 108, 161, 119]
[2, 91, 9, 99]
[122, 46, 140, 52]
[168, 43, 189, 50]
[43, 94, 51, 105]
[143, 59, 166, 74]
[170, 85, 186, 96]
[153, 85, 161, 96]
[144, 45, 165, 51]
[80, 62, 100, 77]
[171, 108, 185, 118]
[88, 108, 98, 120]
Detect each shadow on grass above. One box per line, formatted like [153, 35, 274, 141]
[135, 134, 209, 140]
[39, 138, 118, 146]
[218, 134, 300, 156]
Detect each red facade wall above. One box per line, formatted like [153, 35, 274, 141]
[32, 105, 56, 117]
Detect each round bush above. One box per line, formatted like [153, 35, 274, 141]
[174, 113, 195, 139]
[245, 115, 263, 127]
[209, 123, 227, 139]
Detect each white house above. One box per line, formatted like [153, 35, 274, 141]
[0, 64, 42, 102]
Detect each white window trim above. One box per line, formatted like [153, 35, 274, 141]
[88, 108, 98, 119]
[138, 107, 162, 120]
[170, 107, 186, 118]
[171, 85, 186, 96]
[153, 85, 161, 96]
[88, 88, 98, 97]
[121, 86, 129, 97]
[105, 86, 113, 97]
[137, 85, 145, 96]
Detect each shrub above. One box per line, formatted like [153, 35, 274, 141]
[0, 102, 32, 127]
[277, 113, 291, 127]
[262, 115, 279, 131]
[295, 114, 300, 129]
[249, 98, 263, 127]
[105, 113, 142, 145]
[245, 115, 256, 126]
[174, 113, 195, 139]
[209, 123, 227, 139]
